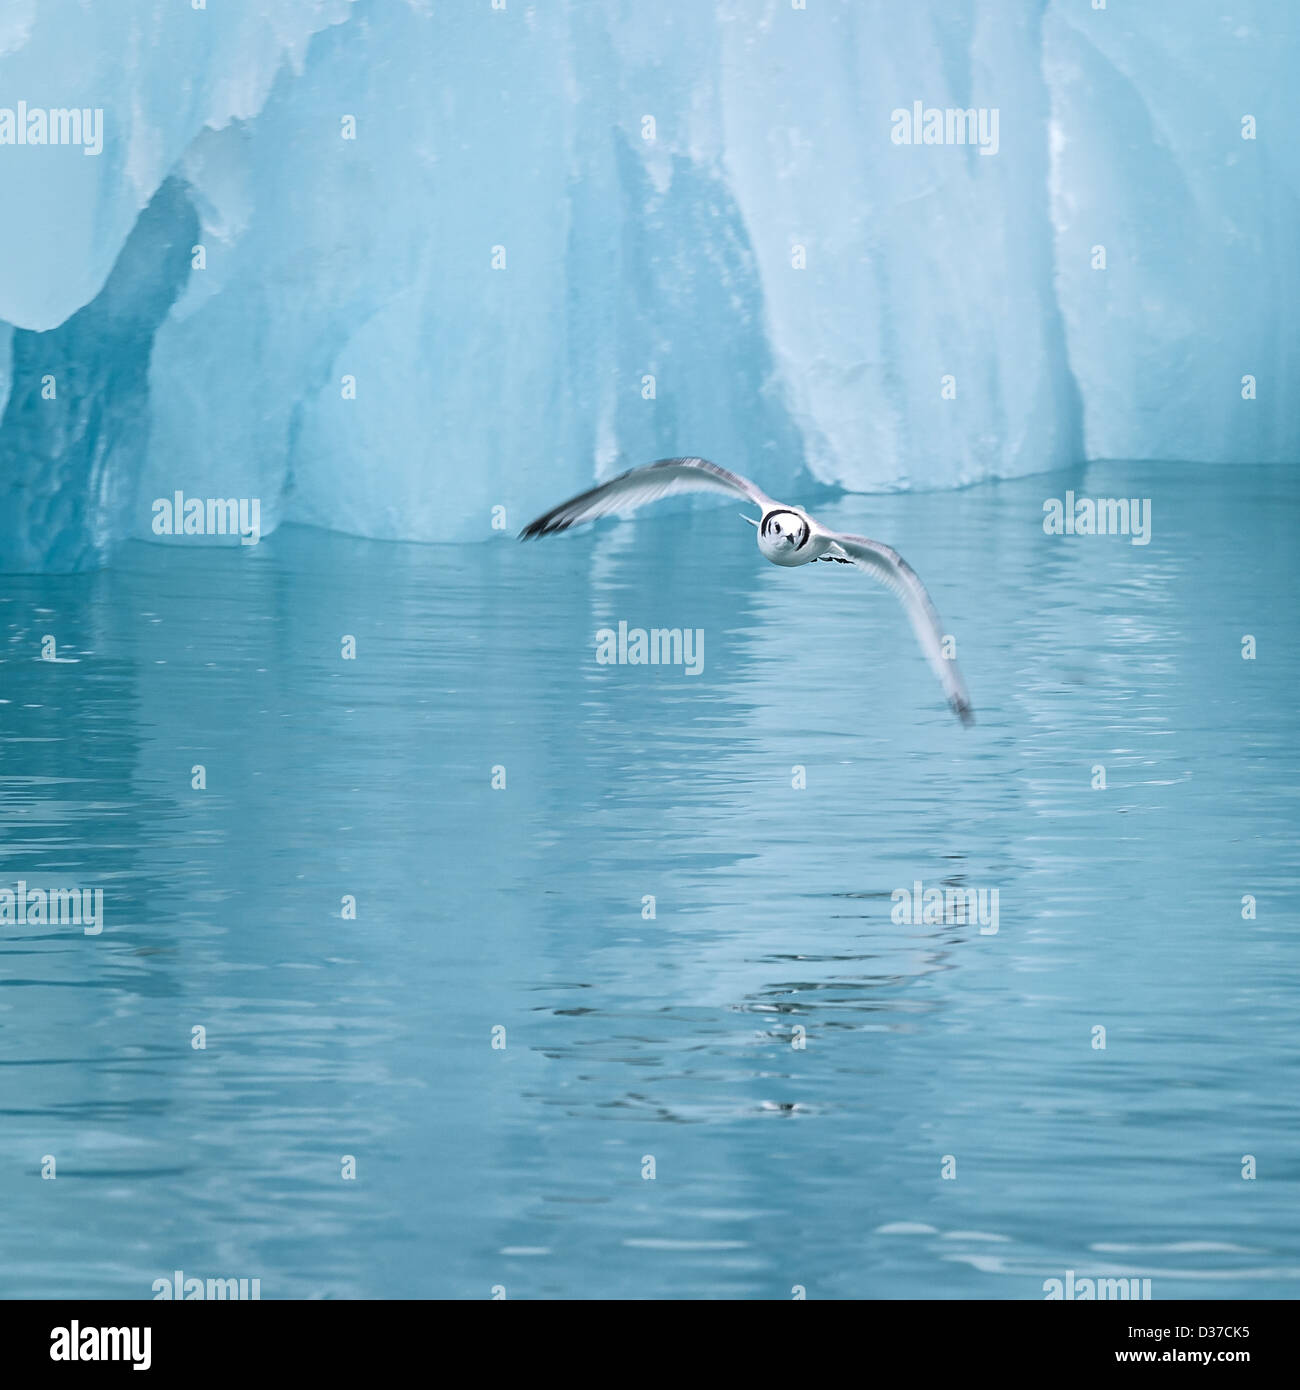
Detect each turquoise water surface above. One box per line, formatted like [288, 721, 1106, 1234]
[1, 461, 1297, 1299]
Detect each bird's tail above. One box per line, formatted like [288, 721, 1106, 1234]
[740, 514, 759, 527]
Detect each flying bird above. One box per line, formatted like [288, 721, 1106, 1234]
[521, 457, 973, 725]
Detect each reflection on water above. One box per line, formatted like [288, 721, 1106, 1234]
[1, 462, 1297, 1298]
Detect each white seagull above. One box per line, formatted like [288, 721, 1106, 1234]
[521, 457, 974, 725]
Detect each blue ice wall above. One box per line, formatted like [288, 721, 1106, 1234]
[0, 0, 1295, 568]
[1045, 2, 1300, 462]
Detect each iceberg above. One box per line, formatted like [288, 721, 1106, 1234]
[0, 0, 1295, 570]
[1045, 0, 1300, 463]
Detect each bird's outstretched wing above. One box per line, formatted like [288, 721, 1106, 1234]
[520, 457, 772, 538]
[825, 532, 974, 726]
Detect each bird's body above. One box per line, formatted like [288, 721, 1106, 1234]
[521, 457, 974, 725]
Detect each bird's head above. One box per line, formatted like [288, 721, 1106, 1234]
[758, 508, 809, 553]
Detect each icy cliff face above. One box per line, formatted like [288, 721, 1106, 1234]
[0, 0, 1294, 568]
[0, 0, 353, 331]
[715, 1, 1079, 491]
[1046, 2, 1300, 464]
[142, 1, 811, 548]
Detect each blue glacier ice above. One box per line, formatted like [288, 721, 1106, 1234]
[1046, 1, 1300, 462]
[0, 0, 1295, 569]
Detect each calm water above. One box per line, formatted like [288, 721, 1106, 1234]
[1, 461, 1297, 1300]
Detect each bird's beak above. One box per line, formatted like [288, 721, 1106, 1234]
[740, 514, 759, 527]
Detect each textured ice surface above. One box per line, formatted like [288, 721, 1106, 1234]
[1046, 2, 1300, 463]
[0, 0, 353, 331]
[0, 0, 1295, 568]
